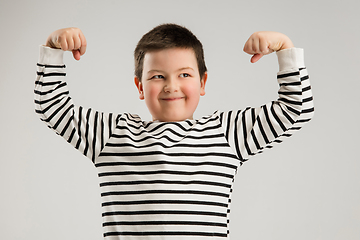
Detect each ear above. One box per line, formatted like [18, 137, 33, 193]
[200, 72, 208, 96]
[134, 76, 144, 100]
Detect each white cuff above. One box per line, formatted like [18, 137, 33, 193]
[276, 48, 305, 71]
[38, 45, 64, 65]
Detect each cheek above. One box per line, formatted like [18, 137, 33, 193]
[144, 84, 161, 102]
[183, 82, 201, 111]
[183, 82, 201, 99]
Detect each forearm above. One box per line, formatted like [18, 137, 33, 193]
[276, 48, 314, 126]
[35, 46, 69, 130]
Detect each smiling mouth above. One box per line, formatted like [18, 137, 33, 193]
[161, 97, 184, 101]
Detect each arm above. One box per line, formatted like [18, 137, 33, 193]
[34, 28, 119, 162]
[221, 32, 314, 162]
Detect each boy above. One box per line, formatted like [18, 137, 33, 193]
[35, 24, 314, 239]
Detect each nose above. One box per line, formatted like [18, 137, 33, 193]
[163, 77, 178, 93]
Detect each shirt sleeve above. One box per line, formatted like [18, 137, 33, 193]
[220, 48, 314, 162]
[34, 45, 120, 163]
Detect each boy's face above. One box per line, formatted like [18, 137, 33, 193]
[135, 48, 207, 122]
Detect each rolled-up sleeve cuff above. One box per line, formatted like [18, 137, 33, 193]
[38, 45, 64, 65]
[276, 48, 305, 71]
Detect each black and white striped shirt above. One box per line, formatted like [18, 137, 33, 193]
[34, 46, 314, 239]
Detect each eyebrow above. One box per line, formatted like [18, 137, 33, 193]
[147, 67, 195, 74]
[178, 67, 194, 71]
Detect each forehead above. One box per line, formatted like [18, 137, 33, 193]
[143, 48, 197, 71]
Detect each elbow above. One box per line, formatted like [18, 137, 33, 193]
[301, 95, 315, 121]
[308, 107, 315, 121]
[301, 106, 315, 123]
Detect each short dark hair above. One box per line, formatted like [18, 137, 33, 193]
[134, 23, 207, 81]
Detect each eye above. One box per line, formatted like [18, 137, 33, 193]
[179, 73, 190, 78]
[150, 75, 164, 80]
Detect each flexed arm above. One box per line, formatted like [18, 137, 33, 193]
[35, 28, 119, 163]
[221, 31, 314, 162]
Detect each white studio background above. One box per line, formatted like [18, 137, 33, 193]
[0, 0, 359, 239]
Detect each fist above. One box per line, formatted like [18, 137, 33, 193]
[46, 27, 87, 61]
[243, 31, 294, 63]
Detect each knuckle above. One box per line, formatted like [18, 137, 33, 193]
[63, 29, 71, 35]
[253, 31, 263, 39]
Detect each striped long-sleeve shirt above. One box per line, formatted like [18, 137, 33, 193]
[34, 46, 314, 239]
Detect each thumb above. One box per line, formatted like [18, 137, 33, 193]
[72, 49, 81, 61]
[250, 53, 263, 63]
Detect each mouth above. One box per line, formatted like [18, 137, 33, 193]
[161, 97, 184, 101]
